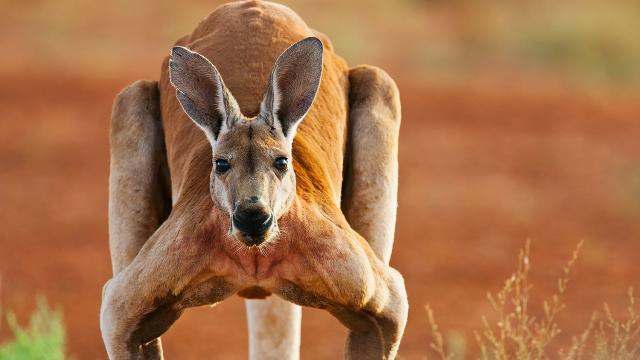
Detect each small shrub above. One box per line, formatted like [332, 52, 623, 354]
[0, 298, 67, 360]
[426, 240, 640, 359]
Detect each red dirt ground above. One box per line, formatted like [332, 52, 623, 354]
[1, 71, 639, 359]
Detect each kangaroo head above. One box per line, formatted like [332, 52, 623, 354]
[169, 37, 323, 247]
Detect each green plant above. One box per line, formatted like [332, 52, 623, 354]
[0, 298, 67, 360]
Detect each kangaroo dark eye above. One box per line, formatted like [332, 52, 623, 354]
[274, 157, 288, 171]
[215, 159, 230, 174]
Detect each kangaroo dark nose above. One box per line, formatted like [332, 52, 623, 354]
[232, 205, 272, 245]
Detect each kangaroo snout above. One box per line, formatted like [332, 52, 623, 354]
[232, 202, 273, 245]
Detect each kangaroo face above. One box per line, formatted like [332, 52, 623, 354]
[169, 37, 323, 247]
[209, 120, 295, 245]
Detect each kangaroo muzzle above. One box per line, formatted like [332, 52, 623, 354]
[232, 202, 273, 246]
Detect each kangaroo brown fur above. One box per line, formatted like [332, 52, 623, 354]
[100, 1, 407, 359]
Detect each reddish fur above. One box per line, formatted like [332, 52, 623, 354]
[157, 1, 352, 289]
[101, 3, 406, 359]
[159, 1, 349, 209]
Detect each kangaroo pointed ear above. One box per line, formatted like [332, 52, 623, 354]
[261, 37, 323, 142]
[169, 46, 240, 143]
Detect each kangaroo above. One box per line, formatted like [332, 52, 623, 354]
[100, 1, 407, 359]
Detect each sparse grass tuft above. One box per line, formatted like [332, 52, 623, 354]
[0, 298, 67, 360]
[591, 288, 640, 359]
[426, 240, 640, 359]
[427, 304, 455, 360]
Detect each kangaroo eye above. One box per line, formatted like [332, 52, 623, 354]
[274, 157, 288, 171]
[215, 159, 231, 174]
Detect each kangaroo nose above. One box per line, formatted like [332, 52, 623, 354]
[232, 204, 272, 242]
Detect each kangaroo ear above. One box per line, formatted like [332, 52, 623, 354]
[261, 37, 323, 142]
[169, 46, 240, 143]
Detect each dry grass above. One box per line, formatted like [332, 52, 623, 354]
[426, 241, 640, 360]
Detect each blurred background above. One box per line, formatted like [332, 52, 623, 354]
[1, 0, 639, 358]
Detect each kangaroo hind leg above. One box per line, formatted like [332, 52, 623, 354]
[109, 79, 171, 275]
[107, 80, 171, 358]
[342, 65, 401, 264]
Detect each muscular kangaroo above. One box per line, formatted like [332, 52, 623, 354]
[100, 1, 406, 359]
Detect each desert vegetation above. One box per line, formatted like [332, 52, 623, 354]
[426, 242, 640, 359]
[0, 299, 67, 360]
